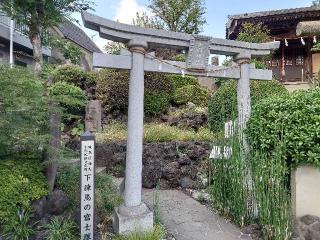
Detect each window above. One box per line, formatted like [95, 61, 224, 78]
[285, 57, 293, 66]
[296, 56, 304, 66]
[271, 59, 279, 67]
[15, 60, 27, 67]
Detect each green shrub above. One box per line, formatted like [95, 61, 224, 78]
[0, 65, 48, 157]
[167, 74, 199, 90]
[208, 80, 287, 132]
[0, 159, 48, 222]
[48, 81, 87, 121]
[173, 85, 209, 107]
[145, 92, 171, 116]
[247, 89, 320, 168]
[43, 216, 78, 240]
[145, 73, 173, 94]
[96, 69, 130, 113]
[95, 70, 174, 116]
[52, 65, 86, 87]
[56, 166, 121, 213]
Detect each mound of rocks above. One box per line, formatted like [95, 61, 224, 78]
[294, 215, 320, 240]
[96, 141, 211, 189]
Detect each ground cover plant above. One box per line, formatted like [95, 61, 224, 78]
[96, 121, 214, 143]
[0, 159, 48, 223]
[43, 216, 79, 240]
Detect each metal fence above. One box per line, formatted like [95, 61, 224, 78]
[0, 11, 28, 35]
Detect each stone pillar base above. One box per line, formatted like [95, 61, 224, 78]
[113, 203, 153, 234]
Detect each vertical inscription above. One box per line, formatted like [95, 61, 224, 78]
[81, 133, 95, 240]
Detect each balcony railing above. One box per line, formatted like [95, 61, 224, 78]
[0, 11, 28, 35]
[0, 11, 50, 45]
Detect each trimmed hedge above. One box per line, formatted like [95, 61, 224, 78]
[247, 89, 320, 168]
[208, 80, 287, 132]
[173, 85, 209, 107]
[0, 159, 48, 222]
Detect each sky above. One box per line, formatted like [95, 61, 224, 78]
[74, 0, 313, 51]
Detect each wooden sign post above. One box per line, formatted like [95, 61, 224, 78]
[80, 132, 95, 240]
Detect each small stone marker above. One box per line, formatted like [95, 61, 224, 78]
[224, 120, 236, 139]
[209, 146, 232, 159]
[80, 132, 95, 240]
[85, 100, 102, 133]
[210, 121, 235, 160]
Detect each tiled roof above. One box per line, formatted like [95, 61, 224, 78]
[58, 20, 102, 53]
[227, 6, 320, 28]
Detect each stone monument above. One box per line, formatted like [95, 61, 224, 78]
[85, 100, 102, 133]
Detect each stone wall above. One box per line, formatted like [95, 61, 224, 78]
[96, 141, 211, 189]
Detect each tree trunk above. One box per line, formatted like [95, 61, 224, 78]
[29, 28, 43, 77]
[46, 103, 61, 192]
[46, 77, 61, 192]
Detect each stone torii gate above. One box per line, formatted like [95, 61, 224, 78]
[82, 12, 279, 234]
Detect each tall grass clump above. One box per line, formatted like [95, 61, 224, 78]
[113, 225, 165, 240]
[208, 134, 254, 227]
[250, 133, 292, 240]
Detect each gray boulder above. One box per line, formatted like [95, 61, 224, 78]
[47, 190, 69, 215]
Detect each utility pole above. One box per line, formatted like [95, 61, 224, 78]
[9, 17, 14, 67]
[9, 1, 14, 68]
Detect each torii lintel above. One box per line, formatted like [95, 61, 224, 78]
[82, 12, 280, 70]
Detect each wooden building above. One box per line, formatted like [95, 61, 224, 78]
[227, 6, 320, 84]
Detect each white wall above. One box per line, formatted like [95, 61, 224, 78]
[292, 166, 320, 218]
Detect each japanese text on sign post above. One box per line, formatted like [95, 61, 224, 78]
[81, 132, 95, 240]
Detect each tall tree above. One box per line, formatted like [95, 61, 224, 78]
[0, 0, 93, 76]
[133, 12, 164, 30]
[312, 0, 320, 6]
[148, 0, 206, 34]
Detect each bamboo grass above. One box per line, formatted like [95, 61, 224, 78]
[208, 103, 292, 239]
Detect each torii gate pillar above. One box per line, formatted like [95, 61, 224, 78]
[113, 39, 153, 234]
